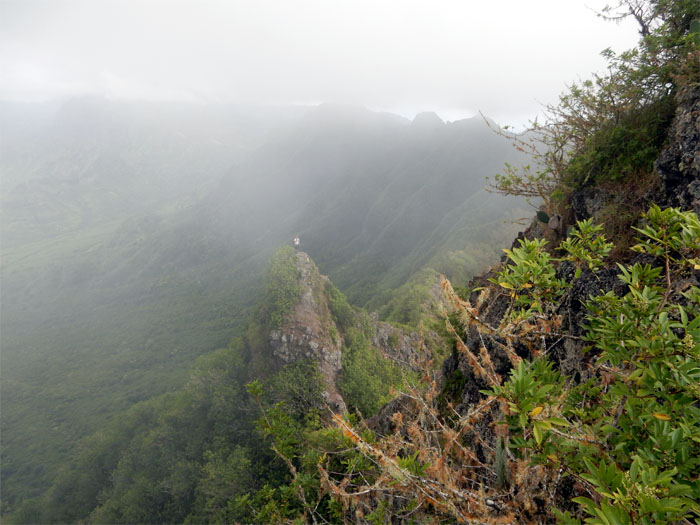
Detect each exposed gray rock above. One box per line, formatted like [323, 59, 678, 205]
[269, 252, 346, 414]
[268, 251, 430, 416]
[570, 186, 608, 221]
[370, 312, 424, 371]
[656, 84, 700, 214]
[547, 214, 562, 230]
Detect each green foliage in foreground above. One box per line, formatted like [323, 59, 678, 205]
[492, 218, 614, 322]
[487, 206, 700, 523]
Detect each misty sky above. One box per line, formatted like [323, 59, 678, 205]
[1, 0, 640, 126]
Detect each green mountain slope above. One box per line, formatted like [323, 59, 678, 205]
[1, 100, 527, 511]
[5, 247, 418, 524]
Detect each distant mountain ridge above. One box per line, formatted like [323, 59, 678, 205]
[0, 97, 528, 510]
[199, 102, 527, 303]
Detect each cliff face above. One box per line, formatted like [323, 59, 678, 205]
[269, 251, 347, 413]
[656, 84, 700, 214]
[268, 251, 428, 415]
[370, 312, 425, 370]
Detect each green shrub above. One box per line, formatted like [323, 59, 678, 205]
[559, 218, 614, 276]
[338, 328, 403, 416]
[488, 206, 700, 524]
[490, 237, 567, 321]
[326, 283, 355, 331]
[264, 246, 302, 328]
[565, 95, 675, 187]
[264, 359, 324, 421]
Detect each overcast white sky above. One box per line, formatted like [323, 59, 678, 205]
[0, 0, 640, 126]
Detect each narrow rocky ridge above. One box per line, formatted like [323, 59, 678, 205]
[268, 251, 429, 415]
[269, 252, 347, 413]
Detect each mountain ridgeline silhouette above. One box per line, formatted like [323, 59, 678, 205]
[201, 103, 527, 302]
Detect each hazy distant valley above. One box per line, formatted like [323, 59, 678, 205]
[0, 98, 527, 510]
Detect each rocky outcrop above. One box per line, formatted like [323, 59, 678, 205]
[656, 84, 700, 214]
[268, 251, 430, 415]
[569, 84, 700, 222]
[570, 186, 608, 221]
[269, 252, 347, 413]
[370, 312, 424, 371]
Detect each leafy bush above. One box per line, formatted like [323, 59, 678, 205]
[263, 359, 324, 421]
[487, 206, 700, 523]
[491, 217, 614, 326]
[559, 218, 614, 275]
[491, 237, 566, 320]
[338, 328, 403, 416]
[244, 380, 352, 523]
[326, 283, 356, 331]
[566, 95, 675, 186]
